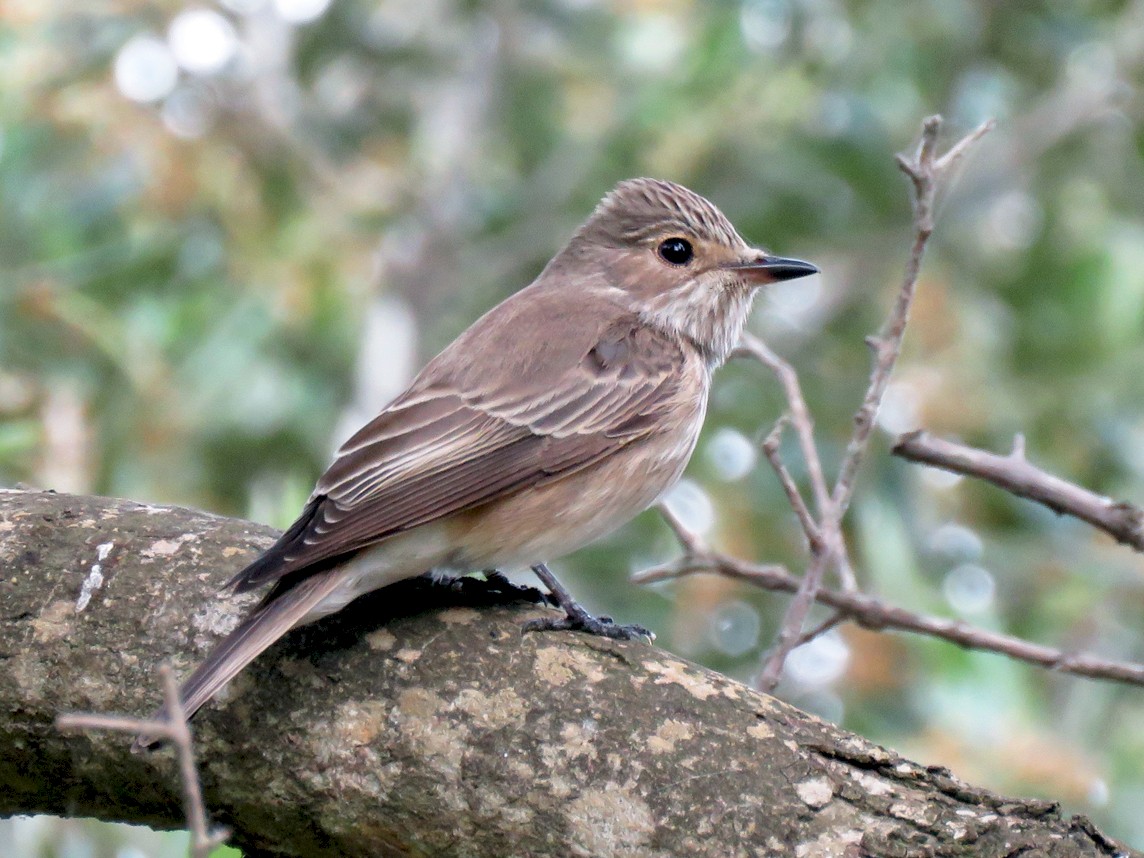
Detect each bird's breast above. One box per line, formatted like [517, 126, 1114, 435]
[449, 379, 708, 570]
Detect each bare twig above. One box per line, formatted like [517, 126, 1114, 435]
[57, 664, 228, 858]
[735, 333, 832, 521]
[759, 416, 822, 549]
[833, 116, 995, 516]
[893, 430, 1144, 552]
[747, 116, 995, 690]
[734, 334, 850, 690]
[633, 554, 1144, 687]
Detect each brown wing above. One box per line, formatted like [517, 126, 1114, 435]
[231, 293, 688, 592]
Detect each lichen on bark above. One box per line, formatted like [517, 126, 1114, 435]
[0, 489, 1135, 857]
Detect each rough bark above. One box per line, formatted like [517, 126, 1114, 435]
[0, 488, 1134, 858]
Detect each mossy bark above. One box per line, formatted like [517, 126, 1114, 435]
[0, 489, 1134, 857]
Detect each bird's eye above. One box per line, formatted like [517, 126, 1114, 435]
[657, 237, 693, 266]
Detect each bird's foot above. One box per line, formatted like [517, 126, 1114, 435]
[523, 562, 654, 641]
[522, 608, 654, 642]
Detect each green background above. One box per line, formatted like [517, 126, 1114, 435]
[4, 0, 1144, 853]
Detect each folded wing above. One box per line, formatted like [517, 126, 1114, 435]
[231, 309, 686, 593]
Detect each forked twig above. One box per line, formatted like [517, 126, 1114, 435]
[632, 552, 1144, 687]
[750, 117, 995, 689]
[57, 664, 228, 858]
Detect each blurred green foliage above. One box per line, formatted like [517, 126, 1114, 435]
[4, 0, 1144, 852]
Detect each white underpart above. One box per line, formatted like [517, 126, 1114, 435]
[303, 522, 455, 620]
[640, 278, 753, 368]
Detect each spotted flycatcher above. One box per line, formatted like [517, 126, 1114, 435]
[145, 177, 817, 733]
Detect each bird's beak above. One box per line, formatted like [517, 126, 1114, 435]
[728, 253, 819, 284]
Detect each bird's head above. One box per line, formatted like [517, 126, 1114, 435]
[559, 177, 818, 366]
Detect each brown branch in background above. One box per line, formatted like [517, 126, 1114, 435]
[735, 334, 832, 523]
[648, 115, 1144, 696]
[57, 664, 228, 858]
[832, 115, 995, 515]
[757, 415, 822, 550]
[633, 548, 1144, 687]
[745, 116, 996, 692]
[893, 430, 1144, 552]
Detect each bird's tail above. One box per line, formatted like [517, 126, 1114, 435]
[133, 571, 341, 751]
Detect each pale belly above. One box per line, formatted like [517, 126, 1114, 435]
[448, 405, 706, 571]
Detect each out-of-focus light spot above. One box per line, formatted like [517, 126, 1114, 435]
[114, 34, 179, 103]
[876, 381, 919, 435]
[794, 689, 844, 724]
[162, 86, 216, 138]
[740, 0, 791, 52]
[804, 12, 851, 64]
[1088, 778, 1110, 807]
[812, 91, 852, 138]
[220, 0, 266, 14]
[177, 227, 225, 278]
[708, 600, 761, 656]
[1067, 41, 1117, 92]
[662, 479, 716, 537]
[785, 628, 850, 688]
[315, 57, 369, 117]
[274, 0, 333, 25]
[618, 14, 685, 74]
[1057, 178, 1109, 247]
[705, 427, 758, 482]
[766, 273, 824, 329]
[951, 66, 1015, 126]
[942, 563, 995, 615]
[927, 522, 983, 563]
[980, 191, 1042, 254]
[168, 9, 238, 76]
[920, 466, 963, 490]
[117, 847, 149, 858]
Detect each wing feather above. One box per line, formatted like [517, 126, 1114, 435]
[230, 305, 691, 592]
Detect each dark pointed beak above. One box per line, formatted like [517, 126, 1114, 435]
[729, 254, 819, 284]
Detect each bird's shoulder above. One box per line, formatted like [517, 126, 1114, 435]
[415, 281, 692, 398]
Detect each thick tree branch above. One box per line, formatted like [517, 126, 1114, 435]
[1, 488, 1133, 857]
[893, 431, 1144, 552]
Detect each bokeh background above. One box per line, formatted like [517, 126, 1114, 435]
[5, 0, 1144, 854]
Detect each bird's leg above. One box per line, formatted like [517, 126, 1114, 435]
[522, 563, 654, 641]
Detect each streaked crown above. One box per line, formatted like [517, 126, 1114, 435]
[577, 178, 749, 251]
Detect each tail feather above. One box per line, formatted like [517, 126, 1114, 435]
[134, 571, 341, 750]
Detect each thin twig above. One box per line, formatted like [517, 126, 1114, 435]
[728, 117, 994, 691]
[893, 430, 1144, 552]
[736, 333, 832, 520]
[759, 416, 822, 549]
[57, 664, 228, 858]
[793, 611, 847, 648]
[755, 549, 835, 691]
[633, 553, 1144, 687]
[832, 116, 995, 517]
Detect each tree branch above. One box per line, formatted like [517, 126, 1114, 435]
[58, 665, 229, 858]
[632, 549, 1144, 687]
[893, 431, 1144, 552]
[1, 488, 1132, 857]
[741, 116, 995, 691]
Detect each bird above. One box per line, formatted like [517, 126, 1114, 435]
[138, 177, 817, 742]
